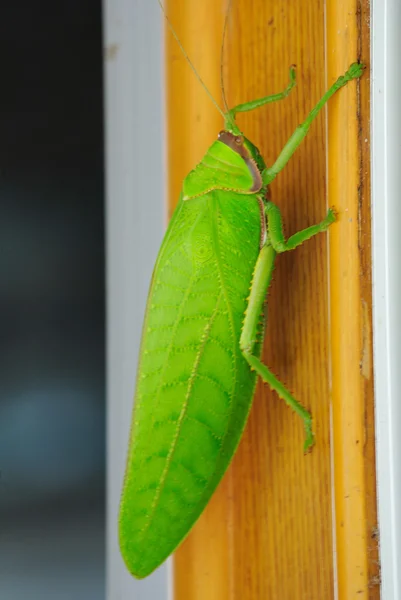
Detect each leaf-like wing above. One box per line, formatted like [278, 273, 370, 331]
[120, 190, 263, 577]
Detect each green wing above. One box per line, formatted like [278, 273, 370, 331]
[119, 189, 263, 578]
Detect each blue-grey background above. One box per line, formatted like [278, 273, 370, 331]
[0, 0, 105, 597]
[103, 0, 167, 597]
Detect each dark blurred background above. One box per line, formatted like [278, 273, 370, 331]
[0, 0, 105, 597]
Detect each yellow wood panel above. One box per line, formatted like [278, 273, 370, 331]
[164, 1, 377, 598]
[327, 0, 379, 597]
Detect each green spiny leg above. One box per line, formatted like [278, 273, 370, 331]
[263, 62, 365, 185]
[239, 243, 314, 452]
[266, 201, 336, 253]
[224, 65, 296, 128]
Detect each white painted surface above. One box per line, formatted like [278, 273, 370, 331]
[372, 1, 401, 598]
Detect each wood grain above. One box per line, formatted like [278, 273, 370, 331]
[164, 1, 377, 598]
[327, 0, 379, 597]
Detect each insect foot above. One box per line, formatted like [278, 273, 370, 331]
[303, 416, 315, 454]
[326, 208, 337, 224]
[345, 62, 365, 81]
[329, 207, 337, 217]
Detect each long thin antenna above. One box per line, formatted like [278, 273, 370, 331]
[220, 0, 233, 116]
[157, 0, 226, 122]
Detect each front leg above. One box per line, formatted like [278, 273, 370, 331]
[262, 62, 365, 185]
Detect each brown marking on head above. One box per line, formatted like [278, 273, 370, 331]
[218, 130, 262, 193]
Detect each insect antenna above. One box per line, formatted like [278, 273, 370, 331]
[220, 0, 234, 118]
[157, 0, 227, 122]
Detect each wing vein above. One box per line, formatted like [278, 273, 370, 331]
[140, 291, 224, 535]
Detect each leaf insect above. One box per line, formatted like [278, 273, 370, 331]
[119, 0, 365, 579]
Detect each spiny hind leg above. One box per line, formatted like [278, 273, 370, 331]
[243, 351, 314, 452]
[239, 242, 314, 452]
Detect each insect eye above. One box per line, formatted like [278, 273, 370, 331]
[235, 136, 243, 145]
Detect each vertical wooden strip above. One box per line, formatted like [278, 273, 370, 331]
[224, 3, 333, 598]
[359, 2, 380, 594]
[327, 0, 378, 597]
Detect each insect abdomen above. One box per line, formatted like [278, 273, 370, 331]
[119, 190, 262, 577]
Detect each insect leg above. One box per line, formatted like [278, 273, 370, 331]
[239, 243, 314, 451]
[226, 65, 296, 123]
[266, 200, 336, 253]
[262, 62, 365, 185]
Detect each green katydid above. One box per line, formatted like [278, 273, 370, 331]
[119, 2, 364, 580]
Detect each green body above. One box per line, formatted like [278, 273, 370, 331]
[119, 62, 364, 578]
